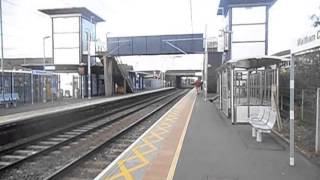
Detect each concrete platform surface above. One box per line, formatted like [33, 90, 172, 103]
[0, 88, 173, 125]
[174, 96, 320, 180]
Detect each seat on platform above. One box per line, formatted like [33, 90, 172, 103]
[0, 93, 19, 108]
[11, 93, 20, 107]
[248, 107, 276, 142]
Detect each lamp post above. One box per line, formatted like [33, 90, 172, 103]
[87, 32, 91, 99]
[0, 0, 4, 99]
[42, 36, 50, 103]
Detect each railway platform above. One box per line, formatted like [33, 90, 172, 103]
[0, 88, 173, 126]
[95, 89, 320, 180]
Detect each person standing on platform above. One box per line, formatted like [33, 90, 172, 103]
[194, 79, 201, 94]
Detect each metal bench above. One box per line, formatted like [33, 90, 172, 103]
[248, 107, 266, 137]
[0, 93, 20, 108]
[248, 108, 277, 142]
[1, 93, 12, 108]
[11, 93, 20, 107]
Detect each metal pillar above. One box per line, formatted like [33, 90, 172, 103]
[11, 72, 14, 94]
[43, 76, 46, 103]
[31, 73, 34, 104]
[81, 75, 85, 99]
[51, 75, 54, 103]
[219, 72, 222, 110]
[276, 67, 279, 108]
[316, 88, 320, 153]
[289, 55, 295, 166]
[247, 70, 251, 119]
[87, 37, 91, 99]
[231, 68, 235, 124]
[204, 26, 208, 102]
[301, 89, 304, 122]
[0, 0, 4, 99]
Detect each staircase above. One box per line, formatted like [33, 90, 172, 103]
[114, 57, 135, 93]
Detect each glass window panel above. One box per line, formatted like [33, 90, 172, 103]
[232, 6, 266, 24]
[232, 24, 265, 42]
[54, 48, 79, 64]
[53, 17, 79, 33]
[82, 18, 96, 53]
[54, 33, 79, 48]
[231, 42, 265, 59]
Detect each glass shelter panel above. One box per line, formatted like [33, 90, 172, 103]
[82, 18, 96, 54]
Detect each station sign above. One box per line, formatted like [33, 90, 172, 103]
[32, 70, 53, 75]
[292, 27, 320, 54]
[44, 66, 56, 71]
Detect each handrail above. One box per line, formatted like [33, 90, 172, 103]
[114, 57, 135, 93]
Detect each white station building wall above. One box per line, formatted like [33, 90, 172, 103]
[53, 17, 80, 65]
[230, 6, 267, 59]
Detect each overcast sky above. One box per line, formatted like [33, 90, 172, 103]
[1, 0, 320, 70]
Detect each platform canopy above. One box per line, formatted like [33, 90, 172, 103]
[39, 7, 104, 23]
[217, 0, 277, 16]
[107, 34, 204, 56]
[217, 56, 285, 71]
[165, 70, 202, 77]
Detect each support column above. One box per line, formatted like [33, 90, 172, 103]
[123, 78, 127, 94]
[104, 56, 113, 96]
[81, 75, 85, 99]
[247, 70, 251, 119]
[289, 54, 295, 166]
[103, 56, 108, 96]
[315, 88, 320, 153]
[231, 68, 235, 124]
[31, 73, 34, 104]
[219, 72, 222, 110]
[43, 76, 46, 103]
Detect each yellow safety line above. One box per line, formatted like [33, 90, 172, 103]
[166, 90, 197, 180]
[105, 91, 195, 180]
[109, 130, 165, 178]
[128, 145, 151, 172]
[108, 160, 134, 180]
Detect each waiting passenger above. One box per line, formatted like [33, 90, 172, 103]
[194, 79, 201, 94]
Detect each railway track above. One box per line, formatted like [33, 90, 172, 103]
[0, 89, 187, 179]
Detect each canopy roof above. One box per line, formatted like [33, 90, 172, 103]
[39, 7, 104, 23]
[217, 56, 286, 71]
[217, 0, 277, 16]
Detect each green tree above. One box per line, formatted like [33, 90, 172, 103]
[311, 6, 320, 28]
[311, 14, 320, 27]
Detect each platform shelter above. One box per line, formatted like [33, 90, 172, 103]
[217, 56, 284, 124]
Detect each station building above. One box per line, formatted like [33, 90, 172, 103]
[34, 7, 105, 98]
[216, 0, 278, 122]
[217, 0, 277, 61]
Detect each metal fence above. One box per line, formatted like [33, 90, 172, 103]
[0, 70, 59, 105]
[279, 50, 320, 153]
